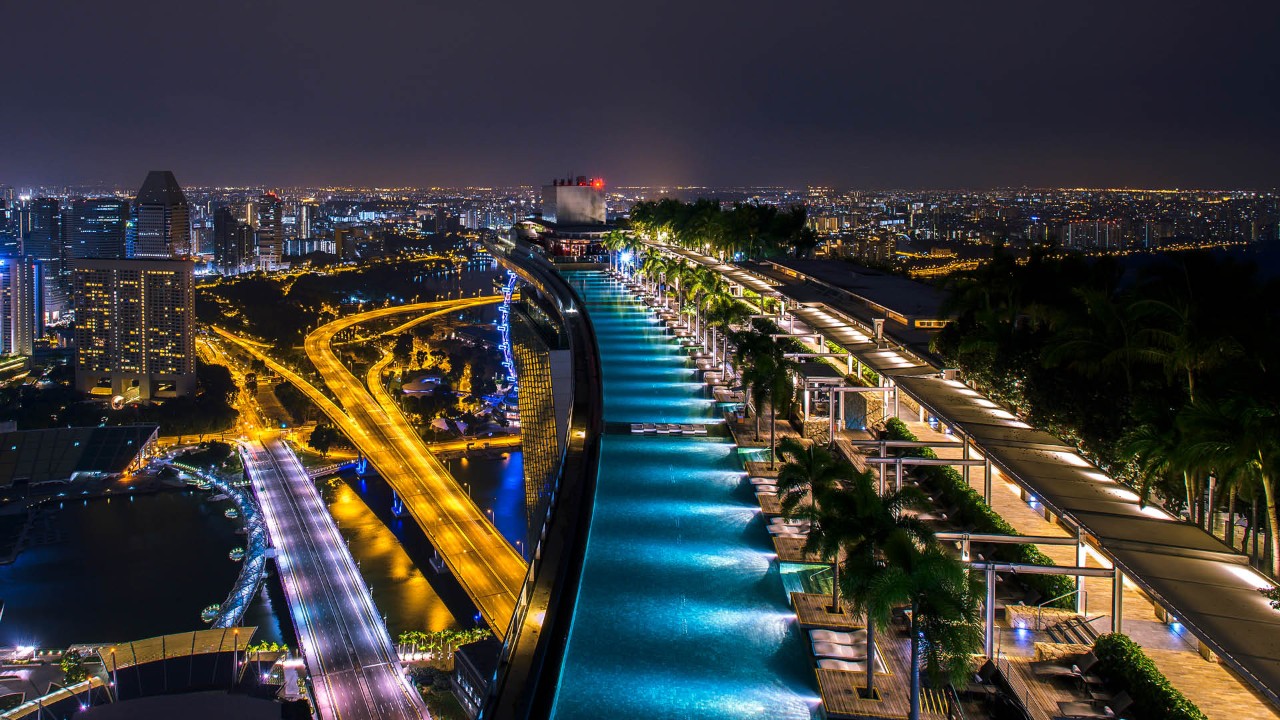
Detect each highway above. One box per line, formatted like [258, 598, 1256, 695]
[243, 436, 425, 720]
[304, 298, 527, 640]
[212, 297, 526, 639]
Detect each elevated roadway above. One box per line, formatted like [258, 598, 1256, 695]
[304, 297, 526, 640]
[243, 436, 424, 720]
[212, 297, 525, 639]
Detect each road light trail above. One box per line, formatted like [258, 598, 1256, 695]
[304, 297, 526, 640]
[243, 436, 426, 720]
[213, 297, 527, 639]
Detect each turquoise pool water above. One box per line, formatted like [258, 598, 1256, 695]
[551, 271, 818, 719]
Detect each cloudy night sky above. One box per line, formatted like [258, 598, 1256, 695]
[3, 0, 1277, 189]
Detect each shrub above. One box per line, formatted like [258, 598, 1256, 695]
[883, 418, 1075, 607]
[1093, 633, 1207, 720]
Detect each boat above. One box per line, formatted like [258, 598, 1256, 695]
[224, 508, 239, 520]
[229, 547, 245, 562]
[201, 604, 221, 623]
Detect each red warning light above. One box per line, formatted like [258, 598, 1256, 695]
[591, 178, 604, 190]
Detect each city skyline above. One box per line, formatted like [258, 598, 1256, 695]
[3, 1, 1278, 189]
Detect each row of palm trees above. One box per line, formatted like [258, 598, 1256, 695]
[607, 232, 807, 467]
[776, 438, 983, 720]
[934, 250, 1280, 575]
[626, 198, 818, 259]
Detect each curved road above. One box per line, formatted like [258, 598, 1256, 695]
[304, 298, 526, 639]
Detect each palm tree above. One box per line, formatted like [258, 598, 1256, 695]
[837, 473, 933, 698]
[706, 297, 751, 374]
[776, 437, 854, 524]
[757, 341, 799, 469]
[1181, 395, 1280, 575]
[868, 534, 984, 720]
[601, 230, 630, 272]
[732, 329, 776, 440]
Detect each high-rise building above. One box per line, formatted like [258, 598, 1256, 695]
[72, 258, 196, 399]
[299, 201, 316, 240]
[213, 206, 254, 274]
[540, 176, 606, 225]
[22, 198, 70, 320]
[66, 198, 130, 259]
[255, 192, 283, 270]
[0, 256, 41, 356]
[132, 171, 191, 258]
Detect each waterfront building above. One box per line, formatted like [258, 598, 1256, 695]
[66, 197, 130, 259]
[0, 256, 41, 355]
[0, 424, 158, 489]
[71, 257, 196, 399]
[132, 171, 191, 258]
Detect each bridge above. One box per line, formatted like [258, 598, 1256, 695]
[242, 436, 424, 720]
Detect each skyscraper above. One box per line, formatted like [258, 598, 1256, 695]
[132, 171, 191, 258]
[213, 206, 254, 274]
[0, 256, 41, 356]
[255, 192, 283, 270]
[66, 198, 130, 259]
[22, 198, 69, 320]
[72, 257, 196, 399]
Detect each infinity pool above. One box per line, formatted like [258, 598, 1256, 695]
[550, 271, 818, 719]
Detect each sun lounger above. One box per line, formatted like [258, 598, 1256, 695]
[817, 659, 866, 673]
[631, 423, 644, 434]
[748, 477, 775, 485]
[810, 629, 867, 646]
[753, 484, 778, 493]
[1056, 691, 1132, 719]
[812, 642, 868, 660]
[654, 424, 670, 434]
[642, 423, 657, 434]
[768, 525, 807, 536]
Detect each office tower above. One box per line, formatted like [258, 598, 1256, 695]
[299, 201, 315, 240]
[22, 198, 69, 320]
[255, 192, 283, 270]
[66, 198, 130, 259]
[213, 206, 254, 274]
[72, 258, 196, 399]
[132, 171, 191, 258]
[541, 176, 606, 225]
[0, 199, 18, 255]
[0, 256, 41, 355]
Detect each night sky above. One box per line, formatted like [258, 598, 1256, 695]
[4, 0, 1277, 189]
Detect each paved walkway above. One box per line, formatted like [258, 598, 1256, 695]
[906, 421, 1280, 720]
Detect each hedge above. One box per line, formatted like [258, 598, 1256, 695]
[883, 417, 1076, 608]
[1094, 633, 1207, 720]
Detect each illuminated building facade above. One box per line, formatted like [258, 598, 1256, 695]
[132, 171, 191, 258]
[255, 192, 283, 269]
[0, 256, 41, 355]
[66, 197, 130, 259]
[508, 294, 571, 549]
[72, 258, 196, 399]
[213, 206, 254, 274]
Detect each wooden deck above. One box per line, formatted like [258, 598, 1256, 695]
[774, 534, 823, 563]
[814, 622, 950, 720]
[1000, 655, 1095, 720]
[792, 591, 863, 630]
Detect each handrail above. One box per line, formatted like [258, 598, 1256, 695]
[479, 236, 605, 720]
[1035, 589, 1086, 631]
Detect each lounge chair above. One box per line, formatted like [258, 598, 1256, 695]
[1034, 652, 1104, 686]
[1056, 691, 1132, 719]
[768, 525, 807, 535]
[642, 423, 657, 434]
[631, 423, 644, 434]
[817, 659, 866, 673]
[810, 629, 867, 645]
[964, 660, 999, 699]
[812, 642, 867, 660]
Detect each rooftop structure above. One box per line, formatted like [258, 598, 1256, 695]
[132, 171, 191, 258]
[0, 424, 158, 489]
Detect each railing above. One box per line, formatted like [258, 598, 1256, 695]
[1035, 588, 1086, 631]
[479, 237, 605, 720]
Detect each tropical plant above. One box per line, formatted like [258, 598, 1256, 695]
[867, 534, 984, 720]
